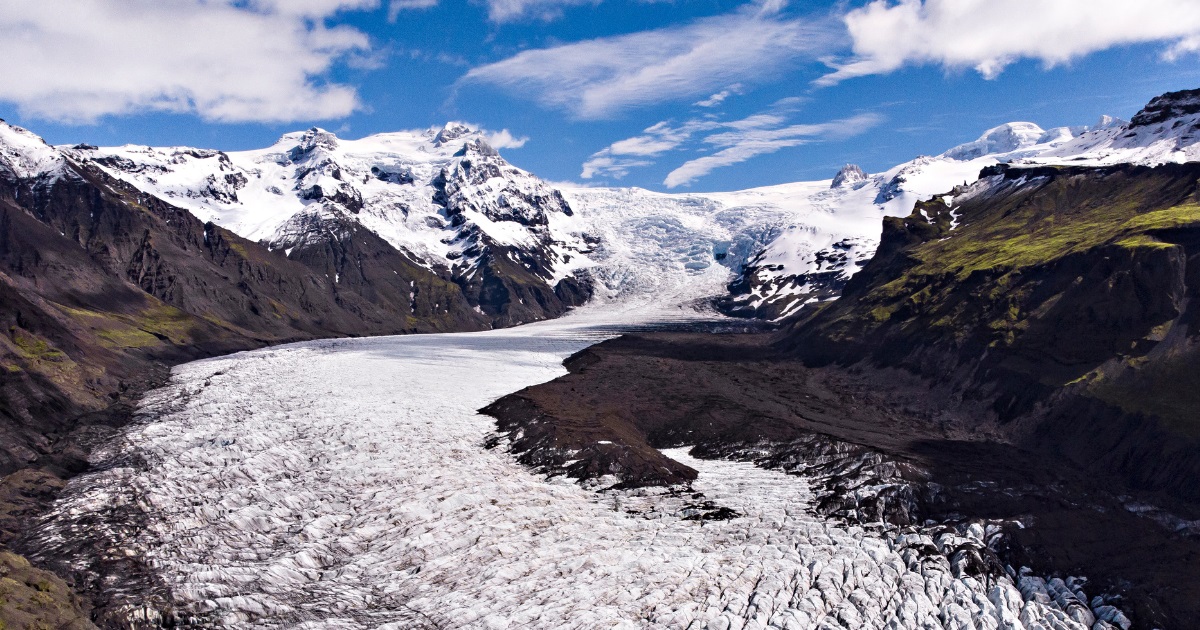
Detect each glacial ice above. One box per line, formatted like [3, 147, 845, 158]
[35, 300, 1117, 629]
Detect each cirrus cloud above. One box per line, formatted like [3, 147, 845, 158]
[463, 1, 842, 119]
[581, 107, 881, 187]
[663, 112, 882, 187]
[479, 0, 600, 23]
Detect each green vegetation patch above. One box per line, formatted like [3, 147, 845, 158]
[55, 305, 161, 349]
[911, 193, 1197, 280]
[0, 551, 93, 630]
[136, 304, 200, 344]
[1122, 203, 1200, 232]
[10, 331, 67, 362]
[55, 302, 206, 349]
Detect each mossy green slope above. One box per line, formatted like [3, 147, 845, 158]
[794, 163, 1200, 385]
[788, 162, 1200, 503]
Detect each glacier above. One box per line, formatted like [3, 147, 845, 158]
[32, 293, 1127, 629]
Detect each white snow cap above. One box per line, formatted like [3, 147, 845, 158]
[0, 120, 64, 180]
[830, 164, 867, 188]
[942, 122, 1045, 161]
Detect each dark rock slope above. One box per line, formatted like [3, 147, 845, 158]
[788, 162, 1200, 504]
[0, 156, 493, 479]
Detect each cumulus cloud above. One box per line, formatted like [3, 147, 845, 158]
[485, 128, 530, 149]
[819, 0, 1200, 86]
[664, 112, 881, 187]
[0, 0, 381, 123]
[464, 1, 840, 119]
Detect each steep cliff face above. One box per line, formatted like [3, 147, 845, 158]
[786, 162, 1200, 502]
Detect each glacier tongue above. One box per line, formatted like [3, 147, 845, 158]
[34, 301, 1116, 629]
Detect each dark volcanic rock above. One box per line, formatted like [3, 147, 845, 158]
[1129, 88, 1200, 128]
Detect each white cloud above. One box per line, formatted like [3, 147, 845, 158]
[481, 0, 599, 23]
[464, 1, 840, 119]
[0, 0, 379, 123]
[485, 129, 530, 149]
[580, 117, 716, 179]
[389, 0, 439, 21]
[1165, 35, 1200, 62]
[580, 107, 880, 185]
[608, 135, 684, 156]
[694, 84, 742, 108]
[663, 112, 881, 188]
[579, 155, 655, 179]
[820, 0, 1200, 86]
[245, 0, 379, 17]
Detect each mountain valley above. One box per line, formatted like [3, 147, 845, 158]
[1, 88, 1200, 628]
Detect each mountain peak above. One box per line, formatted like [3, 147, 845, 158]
[292, 127, 339, 154]
[942, 122, 1045, 161]
[435, 122, 476, 146]
[830, 164, 866, 188]
[0, 120, 64, 180]
[455, 137, 499, 158]
[1092, 114, 1126, 130]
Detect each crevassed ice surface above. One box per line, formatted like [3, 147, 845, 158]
[39, 286, 1107, 629]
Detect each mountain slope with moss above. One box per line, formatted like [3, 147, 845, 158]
[788, 161, 1200, 503]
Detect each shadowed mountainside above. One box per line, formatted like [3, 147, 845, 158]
[788, 162, 1200, 504]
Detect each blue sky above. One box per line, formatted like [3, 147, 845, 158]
[2, 0, 1200, 192]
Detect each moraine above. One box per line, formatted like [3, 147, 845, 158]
[33, 300, 1116, 629]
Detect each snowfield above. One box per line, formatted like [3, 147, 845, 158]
[37, 300, 1118, 629]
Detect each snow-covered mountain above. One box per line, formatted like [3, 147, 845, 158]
[3, 88, 1197, 326]
[0, 121, 66, 181]
[63, 123, 592, 327]
[709, 89, 1199, 319]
